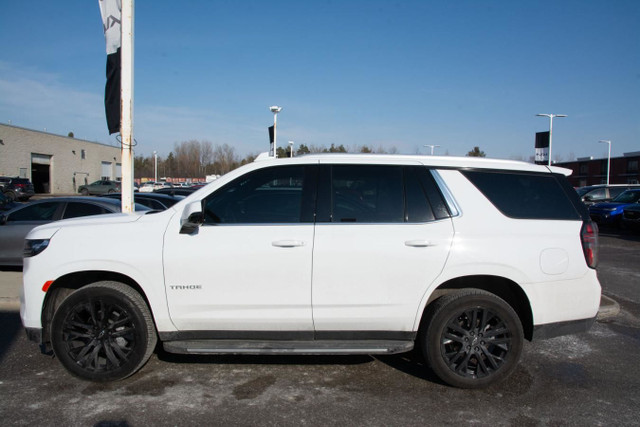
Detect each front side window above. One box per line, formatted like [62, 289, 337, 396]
[203, 166, 307, 224]
[8, 202, 60, 222]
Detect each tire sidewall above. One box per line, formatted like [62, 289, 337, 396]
[51, 285, 151, 382]
[423, 292, 524, 389]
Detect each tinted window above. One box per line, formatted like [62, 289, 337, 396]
[462, 170, 581, 220]
[63, 202, 108, 219]
[8, 202, 60, 221]
[586, 188, 606, 200]
[204, 166, 306, 224]
[609, 187, 629, 199]
[330, 165, 404, 223]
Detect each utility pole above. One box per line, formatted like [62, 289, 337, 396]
[599, 140, 612, 185]
[424, 144, 440, 155]
[270, 106, 282, 157]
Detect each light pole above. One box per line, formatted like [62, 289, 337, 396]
[599, 140, 612, 185]
[270, 106, 282, 157]
[288, 141, 294, 158]
[536, 113, 567, 166]
[153, 151, 158, 183]
[424, 144, 440, 155]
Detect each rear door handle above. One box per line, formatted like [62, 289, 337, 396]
[404, 240, 433, 247]
[272, 240, 305, 248]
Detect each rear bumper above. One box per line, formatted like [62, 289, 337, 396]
[532, 316, 596, 340]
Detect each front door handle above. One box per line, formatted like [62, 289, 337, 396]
[405, 240, 433, 247]
[272, 240, 305, 248]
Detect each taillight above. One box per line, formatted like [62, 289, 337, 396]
[15, 183, 25, 188]
[580, 221, 598, 269]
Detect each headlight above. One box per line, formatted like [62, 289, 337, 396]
[24, 239, 50, 258]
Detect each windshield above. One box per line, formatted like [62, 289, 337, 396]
[576, 187, 592, 196]
[613, 190, 640, 203]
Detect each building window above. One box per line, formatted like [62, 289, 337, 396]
[19, 168, 28, 178]
[628, 160, 638, 173]
[81, 149, 86, 160]
[579, 163, 588, 174]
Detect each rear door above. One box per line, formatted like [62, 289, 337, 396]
[311, 164, 454, 334]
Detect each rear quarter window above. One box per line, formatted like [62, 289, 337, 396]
[461, 170, 582, 220]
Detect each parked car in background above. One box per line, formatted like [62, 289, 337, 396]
[0, 197, 150, 267]
[77, 180, 121, 196]
[100, 192, 184, 210]
[588, 189, 640, 226]
[622, 204, 640, 231]
[0, 191, 20, 212]
[576, 184, 640, 206]
[154, 187, 198, 197]
[0, 176, 35, 201]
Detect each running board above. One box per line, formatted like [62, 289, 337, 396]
[163, 339, 414, 355]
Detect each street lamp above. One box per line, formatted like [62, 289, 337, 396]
[424, 144, 440, 155]
[269, 106, 282, 157]
[288, 141, 294, 158]
[536, 113, 567, 166]
[599, 140, 612, 185]
[153, 150, 158, 183]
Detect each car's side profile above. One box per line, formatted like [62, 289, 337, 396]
[20, 154, 601, 388]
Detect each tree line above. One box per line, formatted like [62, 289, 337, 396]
[135, 140, 489, 179]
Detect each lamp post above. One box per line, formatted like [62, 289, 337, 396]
[536, 113, 567, 166]
[153, 150, 158, 183]
[599, 140, 612, 185]
[424, 144, 440, 155]
[288, 141, 294, 158]
[269, 106, 282, 157]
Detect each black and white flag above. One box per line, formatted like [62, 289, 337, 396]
[99, 0, 122, 134]
[535, 131, 550, 165]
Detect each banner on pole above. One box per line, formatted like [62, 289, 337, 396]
[99, 0, 122, 134]
[268, 125, 275, 157]
[535, 131, 550, 165]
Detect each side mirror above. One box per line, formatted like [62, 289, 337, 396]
[180, 201, 204, 234]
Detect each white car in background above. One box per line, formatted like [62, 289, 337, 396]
[20, 153, 601, 388]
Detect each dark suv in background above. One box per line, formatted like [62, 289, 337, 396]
[0, 176, 35, 201]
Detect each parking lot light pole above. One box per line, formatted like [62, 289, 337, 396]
[536, 113, 567, 166]
[599, 140, 612, 185]
[270, 106, 282, 157]
[153, 150, 158, 183]
[424, 144, 440, 155]
[288, 141, 294, 158]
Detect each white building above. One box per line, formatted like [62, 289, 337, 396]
[0, 124, 122, 194]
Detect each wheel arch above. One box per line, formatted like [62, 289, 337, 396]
[421, 275, 534, 341]
[40, 270, 151, 347]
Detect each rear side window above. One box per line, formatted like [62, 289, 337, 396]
[462, 170, 581, 220]
[8, 202, 60, 221]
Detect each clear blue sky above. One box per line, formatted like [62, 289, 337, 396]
[1, 0, 638, 161]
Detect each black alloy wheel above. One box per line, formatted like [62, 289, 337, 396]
[51, 281, 157, 381]
[422, 289, 523, 389]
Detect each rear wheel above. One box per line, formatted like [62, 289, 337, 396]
[50, 281, 157, 381]
[5, 191, 16, 201]
[80, 188, 89, 196]
[421, 289, 523, 388]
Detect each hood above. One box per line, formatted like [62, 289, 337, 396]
[26, 212, 146, 240]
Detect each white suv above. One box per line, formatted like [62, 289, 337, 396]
[20, 154, 601, 388]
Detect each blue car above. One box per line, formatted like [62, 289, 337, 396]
[589, 189, 640, 226]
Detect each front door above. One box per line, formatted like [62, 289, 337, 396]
[163, 165, 317, 334]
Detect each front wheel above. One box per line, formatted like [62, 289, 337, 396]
[421, 289, 523, 389]
[50, 281, 157, 382]
[80, 188, 89, 196]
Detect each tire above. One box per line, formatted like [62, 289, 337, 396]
[420, 289, 523, 389]
[5, 191, 16, 202]
[80, 188, 89, 196]
[50, 281, 157, 382]
[107, 189, 116, 194]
